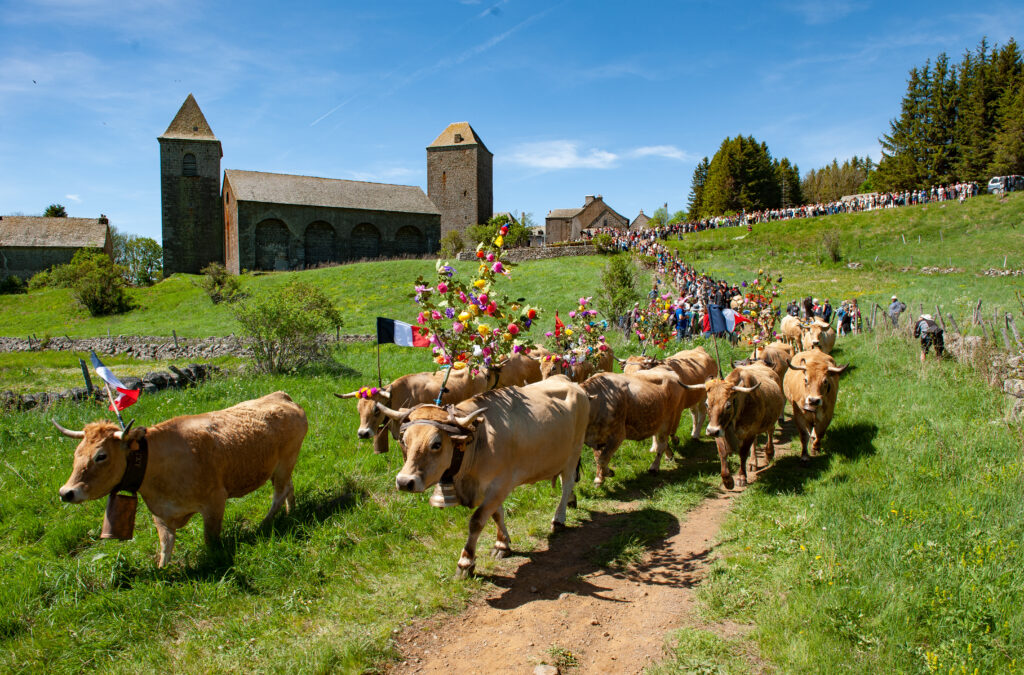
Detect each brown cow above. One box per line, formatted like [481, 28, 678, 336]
[619, 346, 718, 440]
[486, 352, 542, 388]
[783, 350, 847, 461]
[534, 346, 614, 383]
[55, 391, 307, 566]
[336, 367, 488, 453]
[744, 341, 794, 382]
[376, 376, 589, 578]
[802, 319, 837, 354]
[582, 367, 686, 484]
[685, 363, 784, 489]
[780, 315, 804, 352]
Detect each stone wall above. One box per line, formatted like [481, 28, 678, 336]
[427, 145, 491, 237]
[944, 333, 1024, 421]
[230, 200, 440, 273]
[456, 244, 595, 262]
[1, 246, 102, 279]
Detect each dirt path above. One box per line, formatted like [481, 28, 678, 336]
[390, 435, 793, 674]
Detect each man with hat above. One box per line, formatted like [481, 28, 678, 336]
[888, 295, 907, 327]
[914, 313, 944, 362]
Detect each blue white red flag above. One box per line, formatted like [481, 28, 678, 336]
[90, 351, 140, 412]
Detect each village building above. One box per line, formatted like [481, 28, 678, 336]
[0, 215, 112, 279]
[631, 209, 650, 229]
[160, 95, 488, 275]
[544, 195, 629, 242]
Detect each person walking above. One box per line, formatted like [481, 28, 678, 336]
[914, 314, 945, 362]
[888, 295, 907, 327]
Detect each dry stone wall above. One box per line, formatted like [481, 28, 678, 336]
[455, 244, 596, 263]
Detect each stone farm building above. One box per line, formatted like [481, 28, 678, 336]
[631, 209, 650, 229]
[545, 195, 629, 242]
[159, 95, 492, 275]
[0, 215, 112, 279]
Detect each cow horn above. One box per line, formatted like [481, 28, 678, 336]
[52, 419, 85, 439]
[454, 407, 488, 428]
[379, 389, 391, 400]
[733, 381, 761, 393]
[789, 362, 807, 371]
[374, 402, 410, 421]
[335, 391, 359, 399]
[616, 357, 627, 365]
[681, 382, 706, 390]
[828, 364, 849, 374]
[113, 419, 136, 440]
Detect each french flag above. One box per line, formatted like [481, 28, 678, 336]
[90, 351, 141, 412]
[377, 317, 430, 348]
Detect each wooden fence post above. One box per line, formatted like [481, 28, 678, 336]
[1007, 314, 1022, 349]
[79, 359, 94, 394]
[947, 313, 961, 336]
[998, 310, 1012, 350]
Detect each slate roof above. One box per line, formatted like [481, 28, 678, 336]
[0, 216, 110, 248]
[546, 208, 582, 219]
[223, 170, 441, 215]
[159, 94, 218, 141]
[428, 122, 490, 153]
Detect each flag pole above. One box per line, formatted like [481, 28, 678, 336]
[376, 342, 383, 388]
[102, 381, 126, 430]
[712, 334, 723, 378]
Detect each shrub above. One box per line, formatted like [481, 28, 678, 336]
[230, 281, 343, 373]
[596, 255, 640, 327]
[0, 275, 27, 295]
[593, 233, 616, 254]
[820, 229, 842, 263]
[198, 262, 244, 304]
[440, 231, 464, 258]
[465, 214, 531, 248]
[69, 252, 134, 316]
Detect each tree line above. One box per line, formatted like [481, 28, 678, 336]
[680, 38, 1022, 219]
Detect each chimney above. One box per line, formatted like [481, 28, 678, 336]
[584, 195, 595, 205]
[98, 214, 109, 225]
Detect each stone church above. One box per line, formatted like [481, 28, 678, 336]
[159, 95, 492, 275]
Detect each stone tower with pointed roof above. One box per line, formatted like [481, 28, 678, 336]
[159, 94, 224, 274]
[426, 122, 492, 237]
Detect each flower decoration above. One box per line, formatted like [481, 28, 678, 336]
[357, 386, 380, 399]
[741, 266, 783, 347]
[544, 297, 606, 366]
[410, 230, 540, 378]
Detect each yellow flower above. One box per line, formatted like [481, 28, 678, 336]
[495, 235, 504, 247]
[452, 361, 467, 370]
[478, 324, 490, 336]
[458, 311, 471, 322]
[502, 332, 512, 341]
[565, 329, 573, 336]
[469, 304, 480, 316]
[473, 279, 487, 289]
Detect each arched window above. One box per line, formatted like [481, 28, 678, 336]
[349, 223, 381, 260]
[304, 221, 336, 267]
[394, 225, 424, 256]
[254, 219, 290, 270]
[183, 153, 197, 176]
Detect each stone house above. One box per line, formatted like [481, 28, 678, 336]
[631, 209, 650, 229]
[545, 195, 629, 242]
[222, 170, 440, 274]
[0, 215, 112, 279]
[160, 95, 480, 275]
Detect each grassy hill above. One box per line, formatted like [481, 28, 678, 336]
[1, 196, 1023, 672]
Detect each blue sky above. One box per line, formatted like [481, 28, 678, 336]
[1, 0, 1022, 239]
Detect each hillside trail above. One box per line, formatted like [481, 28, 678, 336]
[390, 430, 798, 674]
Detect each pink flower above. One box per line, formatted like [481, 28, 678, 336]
[512, 344, 522, 353]
[486, 253, 495, 262]
[492, 262, 503, 273]
[431, 310, 442, 320]
[453, 321, 464, 333]
[545, 331, 554, 337]
[482, 346, 492, 356]
[508, 323, 519, 335]
[437, 282, 448, 293]
[569, 310, 576, 318]
[458, 291, 468, 303]
[478, 293, 489, 305]
[417, 312, 426, 324]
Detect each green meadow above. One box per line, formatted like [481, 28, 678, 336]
[0, 193, 1022, 672]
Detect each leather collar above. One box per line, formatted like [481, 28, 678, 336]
[114, 437, 148, 494]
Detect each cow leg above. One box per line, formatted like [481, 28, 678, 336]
[200, 494, 227, 549]
[647, 433, 669, 474]
[152, 516, 176, 568]
[737, 436, 754, 487]
[457, 501, 497, 579]
[490, 505, 511, 559]
[764, 423, 776, 465]
[552, 458, 578, 530]
[690, 403, 707, 439]
[715, 437, 734, 490]
[793, 405, 811, 461]
[262, 465, 296, 526]
[812, 421, 827, 456]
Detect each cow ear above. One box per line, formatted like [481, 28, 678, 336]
[119, 426, 147, 450]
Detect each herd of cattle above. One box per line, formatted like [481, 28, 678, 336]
[53, 320, 847, 575]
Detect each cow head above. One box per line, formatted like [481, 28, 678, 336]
[335, 386, 393, 438]
[683, 374, 759, 438]
[377, 404, 487, 493]
[804, 321, 831, 350]
[788, 359, 847, 412]
[620, 355, 660, 374]
[55, 419, 147, 503]
[536, 353, 566, 379]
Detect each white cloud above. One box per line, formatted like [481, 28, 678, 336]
[507, 141, 619, 170]
[629, 145, 692, 161]
[65, 193, 81, 202]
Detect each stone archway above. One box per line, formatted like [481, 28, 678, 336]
[255, 219, 290, 271]
[394, 225, 424, 256]
[304, 221, 336, 267]
[350, 222, 381, 260]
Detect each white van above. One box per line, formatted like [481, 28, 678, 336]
[988, 176, 1006, 193]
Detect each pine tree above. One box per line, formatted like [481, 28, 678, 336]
[686, 156, 709, 219]
[701, 136, 780, 216]
[877, 66, 930, 190]
[775, 157, 802, 208]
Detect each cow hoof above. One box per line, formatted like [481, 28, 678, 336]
[722, 476, 735, 490]
[606, 468, 615, 477]
[551, 520, 567, 533]
[800, 454, 811, 463]
[593, 477, 604, 486]
[646, 466, 658, 475]
[455, 563, 475, 580]
[491, 546, 509, 559]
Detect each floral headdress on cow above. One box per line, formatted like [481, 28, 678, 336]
[742, 268, 782, 347]
[543, 296, 609, 367]
[634, 293, 675, 354]
[412, 226, 540, 378]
